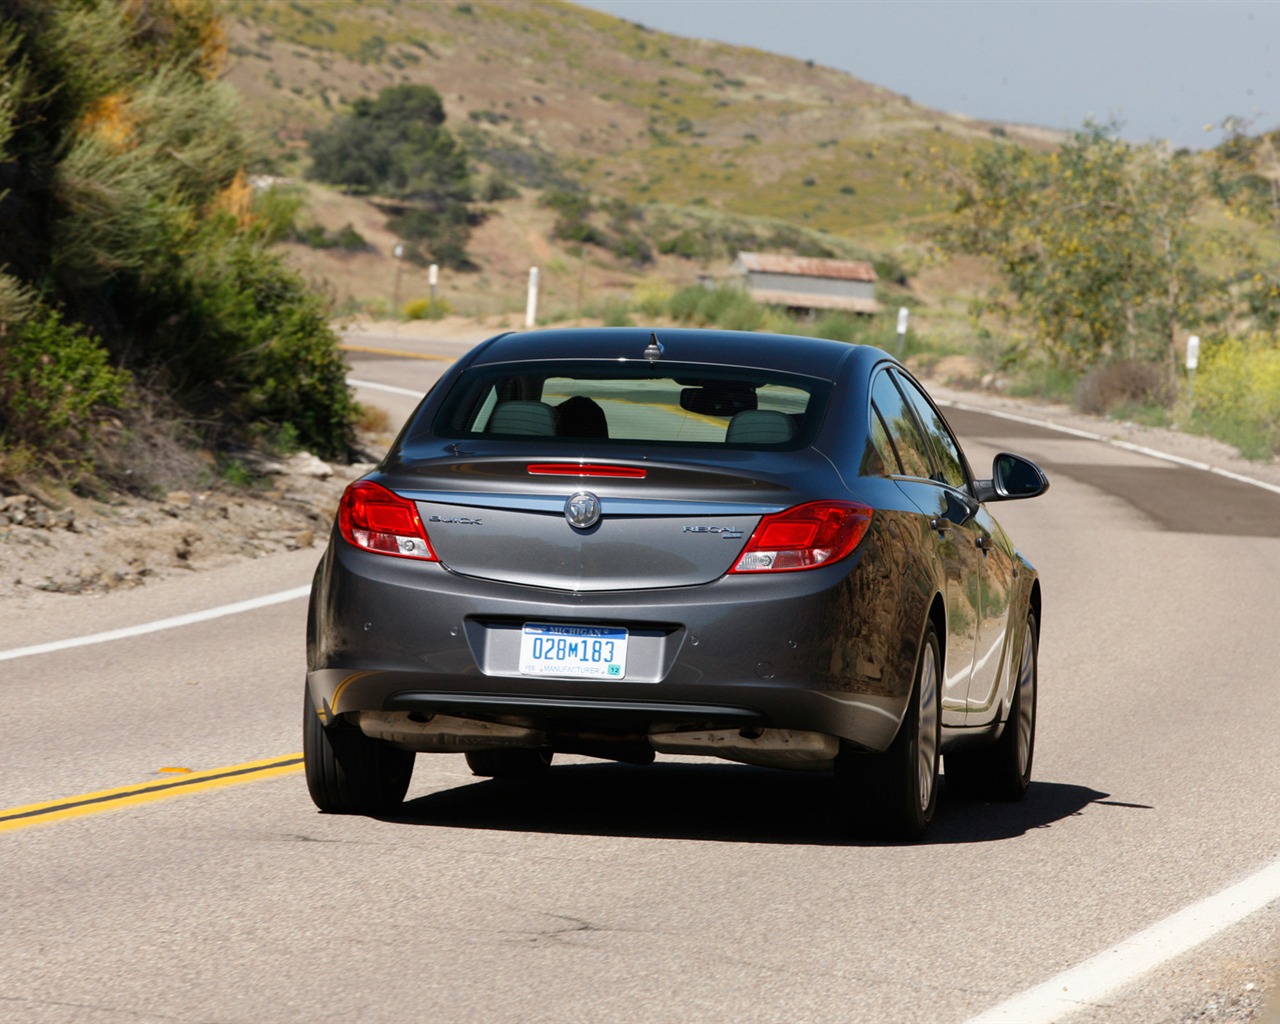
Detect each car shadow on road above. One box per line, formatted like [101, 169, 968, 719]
[384, 761, 1117, 846]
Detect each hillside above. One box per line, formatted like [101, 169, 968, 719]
[222, 0, 1049, 317]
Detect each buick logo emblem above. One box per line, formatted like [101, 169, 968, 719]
[564, 491, 601, 530]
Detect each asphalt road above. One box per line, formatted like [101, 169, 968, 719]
[2, 331, 1277, 1024]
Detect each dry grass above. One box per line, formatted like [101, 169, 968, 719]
[225, 1, 1063, 350]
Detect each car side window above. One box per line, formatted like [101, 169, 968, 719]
[891, 370, 969, 491]
[868, 401, 903, 475]
[869, 370, 933, 479]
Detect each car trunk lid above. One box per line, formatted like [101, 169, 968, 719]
[387, 455, 802, 591]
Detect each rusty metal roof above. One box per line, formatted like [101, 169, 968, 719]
[735, 251, 877, 283]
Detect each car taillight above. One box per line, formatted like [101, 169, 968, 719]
[730, 501, 873, 573]
[337, 481, 437, 561]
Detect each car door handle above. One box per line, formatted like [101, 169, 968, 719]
[975, 535, 994, 552]
[929, 517, 953, 534]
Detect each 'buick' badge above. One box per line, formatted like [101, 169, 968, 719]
[564, 491, 601, 530]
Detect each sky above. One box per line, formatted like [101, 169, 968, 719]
[574, 0, 1279, 150]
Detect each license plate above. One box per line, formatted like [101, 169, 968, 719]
[519, 623, 628, 679]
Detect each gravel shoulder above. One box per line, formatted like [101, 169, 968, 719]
[0, 451, 366, 609]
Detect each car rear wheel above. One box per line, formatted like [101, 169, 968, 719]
[946, 611, 1037, 801]
[303, 685, 415, 814]
[836, 622, 941, 840]
[465, 748, 554, 778]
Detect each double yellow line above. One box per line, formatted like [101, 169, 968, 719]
[0, 754, 303, 834]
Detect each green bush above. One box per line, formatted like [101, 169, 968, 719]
[810, 311, 859, 343]
[307, 83, 474, 266]
[1191, 335, 1280, 458]
[479, 174, 520, 202]
[658, 229, 714, 261]
[0, 305, 132, 471]
[153, 227, 358, 460]
[251, 186, 304, 244]
[0, 1, 363, 479]
[598, 297, 632, 327]
[606, 232, 653, 267]
[631, 278, 673, 318]
[666, 284, 760, 328]
[403, 296, 452, 320]
[296, 221, 369, 252]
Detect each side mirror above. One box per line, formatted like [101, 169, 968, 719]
[974, 453, 1049, 503]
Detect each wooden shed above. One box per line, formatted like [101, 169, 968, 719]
[732, 251, 881, 315]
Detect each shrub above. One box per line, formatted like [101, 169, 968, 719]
[251, 185, 305, 244]
[631, 278, 674, 318]
[543, 188, 604, 245]
[606, 232, 653, 267]
[0, 0, 360, 482]
[1074, 359, 1171, 416]
[597, 297, 632, 327]
[479, 174, 520, 201]
[295, 221, 369, 252]
[307, 83, 474, 265]
[0, 305, 132, 474]
[163, 230, 359, 460]
[403, 296, 452, 320]
[1192, 335, 1280, 458]
[810, 312, 859, 343]
[666, 284, 761, 329]
[658, 229, 714, 261]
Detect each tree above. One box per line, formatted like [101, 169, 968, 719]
[0, 0, 357, 478]
[307, 84, 475, 269]
[939, 122, 1210, 379]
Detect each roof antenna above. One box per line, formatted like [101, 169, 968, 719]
[644, 332, 664, 364]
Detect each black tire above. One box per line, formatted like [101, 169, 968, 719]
[946, 611, 1037, 802]
[836, 623, 941, 841]
[303, 685, 414, 814]
[464, 748, 553, 778]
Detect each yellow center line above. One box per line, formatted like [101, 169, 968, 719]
[0, 754, 304, 834]
[339, 342, 456, 362]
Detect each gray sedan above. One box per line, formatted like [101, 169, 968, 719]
[305, 327, 1047, 839]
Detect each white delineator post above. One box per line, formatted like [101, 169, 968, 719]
[1186, 333, 1200, 404]
[896, 306, 909, 357]
[525, 266, 539, 328]
[392, 243, 405, 315]
[428, 263, 439, 306]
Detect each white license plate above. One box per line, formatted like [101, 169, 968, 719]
[519, 623, 628, 679]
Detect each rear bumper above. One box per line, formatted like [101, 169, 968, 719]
[307, 533, 919, 753]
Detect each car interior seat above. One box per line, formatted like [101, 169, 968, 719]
[487, 400, 557, 436]
[725, 409, 795, 444]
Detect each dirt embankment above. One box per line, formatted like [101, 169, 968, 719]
[0, 452, 364, 604]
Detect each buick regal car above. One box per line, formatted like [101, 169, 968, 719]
[305, 327, 1047, 838]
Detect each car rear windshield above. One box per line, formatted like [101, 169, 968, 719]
[431, 362, 830, 449]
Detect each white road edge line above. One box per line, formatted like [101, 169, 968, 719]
[962, 856, 1280, 1023]
[939, 399, 1280, 497]
[939, 397, 1280, 1020]
[348, 377, 425, 398]
[0, 586, 311, 663]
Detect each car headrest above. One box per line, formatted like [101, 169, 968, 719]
[487, 400, 557, 436]
[556, 396, 609, 438]
[725, 409, 795, 444]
